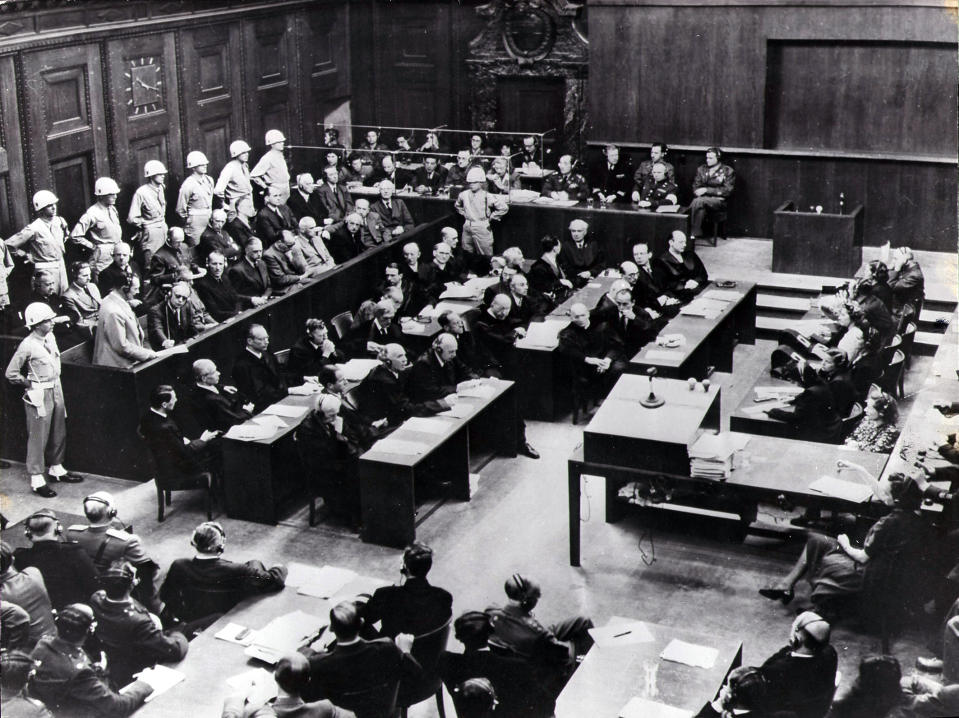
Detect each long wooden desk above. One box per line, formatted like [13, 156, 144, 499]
[729, 373, 807, 439]
[629, 281, 757, 380]
[567, 435, 889, 567]
[0, 217, 452, 480]
[360, 378, 518, 547]
[555, 619, 742, 718]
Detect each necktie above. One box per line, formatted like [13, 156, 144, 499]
[385, 201, 391, 211]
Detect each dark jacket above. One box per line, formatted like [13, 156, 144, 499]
[255, 205, 297, 247]
[407, 350, 476, 404]
[440, 649, 552, 718]
[412, 166, 448, 193]
[365, 577, 453, 638]
[231, 348, 288, 411]
[286, 336, 345, 384]
[326, 225, 366, 264]
[653, 250, 709, 298]
[180, 382, 252, 435]
[159, 556, 286, 623]
[224, 217, 256, 249]
[452, 329, 502, 378]
[198, 227, 241, 263]
[302, 638, 422, 705]
[12, 541, 99, 610]
[559, 239, 606, 284]
[473, 312, 520, 376]
[194, 272, 252, 321]
[286, 190, 328, 224]
[632, 263, 678, 314]
[228, 258, 271, 299]
[146, 299, 199, 349]
[589, 158, 632, 201]
[315, 183, 354, 223]
[557, 321, 625, 369]
[760, 644, 838, 718]
[138, 409, 214, 479]
[369, 198, 415, 236]
[342, 319, 407, 359]
[354, 365, 447, 427]
[528, 256, 570, 298]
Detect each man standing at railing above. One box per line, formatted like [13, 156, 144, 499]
[455, 167, 508, 257]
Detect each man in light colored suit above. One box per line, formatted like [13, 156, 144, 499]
[60, 261, 102, 333]
[263, 230, 317, 295]
[93, 270, 157, 368]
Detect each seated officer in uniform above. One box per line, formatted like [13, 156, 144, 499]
[90, 562, 188, 687]
[13, 509, 99, 610]
[637, 161, 680, 210]
[29, 603, 154, 716]
[160, 521, 287, 630]
[0, 540, 55, 650]
[365, 543, 454, 639]
[1, 649, 53, 716]
[542, 155, 589, 201]
[689, 147, 735, 239]
[66, 492, 162, 614]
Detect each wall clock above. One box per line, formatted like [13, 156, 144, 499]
[124, 57, 163, 115]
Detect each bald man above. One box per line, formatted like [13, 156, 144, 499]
[558, 302, 626, 400]
[353, 198, 384, 248]
[408, 332, 478, 404]
[149, 227, 188, 286]
[559, 219, 605, 287]
[653, 230, 708, 302]
[181, 358, 254, 435]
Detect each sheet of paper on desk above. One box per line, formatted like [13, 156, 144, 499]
[225, 667, 277, 699]
[223, 423, 278, 441]
[331, 575, 392, 604]
[439, 402, 475, 419]
[533, 197, 579, 207]
[251, 415, 287, 429]
[214, 622, 257, 646]
[655, 205, 682, 214]
[403, 416, 453, 435]
[286, 561, 348, 588]
[620, 697, 692, 718]
[702, 289, 741, 302]
[339, 358, 380, 382]
[288, 383, 320, 396]
[155, 344, 190, 357]
[123, 664, 185, 702]
[402, 321, 429, 334]
[371, 438, 430, 455]
[739, 403, 785, 417]
[297, 565, 358, 598]
[262, 403, 311, 419]
[434, 301, 474, 315]
[517, 320, 566, 348]
[808, 476, 874, 503]
[248, 610, 326, 655]
[440, 284, 477, 299]
[689, 432, 751, 460]
[660, 639, 718, 669]
[457, 383, 496, 399]
[588, 620, 655, 647]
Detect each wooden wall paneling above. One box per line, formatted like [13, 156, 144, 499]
[107, 31, 182, 223]
[179, 23, 245, 177]
[21, 43, 110, 227]
[243, 14, 296, 164]
[0, 54, 27, 235]
[348, 0, 376, 125]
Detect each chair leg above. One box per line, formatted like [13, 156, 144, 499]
[156, 483, 165, 522]
[897, 369, 905, 399]
[309, 493, 316, 527]
[165, 490, 172, 506]
[436, 688, 446, 718]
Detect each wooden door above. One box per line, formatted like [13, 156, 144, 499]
[21, 44, 110, 225]
[243, 15, 297, 166]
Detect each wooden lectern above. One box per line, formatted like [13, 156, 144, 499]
[772, 201, 864, 277]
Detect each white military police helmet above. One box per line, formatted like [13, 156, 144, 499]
[32, 190, 58, 212]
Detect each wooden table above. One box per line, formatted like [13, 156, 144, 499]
[567, 434, 889, 567]
[773, 201, 864, 277]
[629, 281, 757, 380]
[728, 373, 807, 440]
[134, 574, 386, 718]
[360, 378, 518, 547]
[555, 619, 742, 717]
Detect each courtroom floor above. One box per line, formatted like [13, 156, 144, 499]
[0, 236, 950, 716]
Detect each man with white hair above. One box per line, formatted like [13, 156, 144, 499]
[419, 241, 460, 303]
[286, 172, 327, 223]
[637, 161, 679, 209]
[354, 343, 451, 427]
[263, 230, 315, 293]
[182, 358, 254, 435]
[293, 217, 336, 270]
[439, 226, 471, 279]
[325, 211, 366, 263]
[369, 180, 415, 236]
[146, 280, 199, 349]
[408, 332, 477, 404]
[198, 208, 240, 263]
[559, 219, 605, 286]
[255, 184, 297, 247]
[344, 298, 406, 358]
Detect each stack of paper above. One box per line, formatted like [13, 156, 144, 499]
[122, 664, 185, 702]
[702, 288, 741, 302]
[660, 639, 718, 669]
[533, 196, 578, 207]
[288, 383, 321, 396]
[339, 358, 380, 382]
[245, 611, 327, 664]
[754, 385, 803, 402]
[689, 432, 751, 479]
[679, 297, 729, 318]
[438, 403, 475, 419]
[225, 667, 277, 703]
[457, 383, 496, 399]
[223, 423, 279, 441]
[296, 565, 357, 598]
[403, 416, 453, 435]
[508, 189, 541, 203]
[654, 205, 682, 214]
[516, 319, 568, 349]
[214, 622, 257, 646]
[262, 403, 311, 419]
[808, 475, 874, 503]
[433, 301, 474, 316]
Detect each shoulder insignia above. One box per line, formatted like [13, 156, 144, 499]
[105, 528, 130, 540]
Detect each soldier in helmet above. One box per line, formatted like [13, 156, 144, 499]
[128, 160, 169, 267]
[4, 189, 70, 293]
[214, 139, 253, 211]
[455, 166, 508, 256]
[176, 150, 215, 245]
[70, 177, 123, 277]
[66, 492, 162, 613]
[89, 562, 188, 687]
[4, 302, 82, 497]
[251, 129, 291, 204]
[29, 603, 154, 716]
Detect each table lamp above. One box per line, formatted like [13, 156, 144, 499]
[640, 367, 665, 408]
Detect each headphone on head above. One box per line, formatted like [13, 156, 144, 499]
[24, 509, 62, 539]
[83, 494, 118, 519]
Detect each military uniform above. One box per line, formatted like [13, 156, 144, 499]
[214, 159, 253, 210]
[689, 162, 735, 237]
[89, 591, 188, 687]
[29, 635, 152, 717]
[638, 177, 680, 209]
[542, 171, 589, 202]
[5, 216, 71, 293]
[65, 524, 160, 612]
[633, 159, 676, 190]
[176, 173, 215, 244]
[70, 203, 123, 277]
[127, 183, 168, 261]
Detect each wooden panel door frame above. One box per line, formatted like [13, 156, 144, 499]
[0, 54, 28, 233]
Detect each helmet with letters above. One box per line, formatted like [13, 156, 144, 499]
[24, 303, 65, 327]
[466, 167, 487, 184]
[264, 129, 286, 145]
[94, 177, 121, 196]
[32, 190, 58, 212]
[185, 151, 209, 169]
[143, 160, 167, 178]
[229, 140, 252, 158]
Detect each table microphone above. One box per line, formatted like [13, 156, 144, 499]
[640, 367, 665, 408]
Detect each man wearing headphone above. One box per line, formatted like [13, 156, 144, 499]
[66, 492, 162, 613]
[365, 543, 453, 639]
[89, 562, 188, 687]
[693, 665, 769, 717]
[0, 541, 55, 650]
[159, 521, 286, 631]
[29, 603, 153, 716]
[689, 146, 735, 239]
[1, 648, 52, 716]
[13, 509, 98, 610]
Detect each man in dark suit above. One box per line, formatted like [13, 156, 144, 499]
[146, 281, 199, 349]
[437, 310, 501, 378]
[285, 173, 328, 224]
[369, 180, 415, 238]
[180, 358, 254, 436]
[302, 600, 422, 706]
[96, 241, 146, 307]
[227, 238, 273, 304]
[412, 155, 448, 195]
[528, 235, 574, 302]
[197, 209, 241, 264]
[418, 241, 461, 304]
[365, 154, 413, 190]
[195, 251, 259, 321]
[558, 302, 626, 401]
[325, 212, 367, 264]
[505, 273, 548, 328]
[598, 284, 657, 357]
[231, 323, 289, 411]
[149, 227, 188, 287]
[224, 195, 256, 249]
[315, 166, 353, 226]
[559, 219, 605, 287]
[159, 520, 286, 627]
[343, 298, 407, 358]
[366, 543, 453, 639]
[653, 230, 708, 302]
[354, 343, 452, 427]
[408, 333, 477, 404]
[138, 384, 219, 485]
[255, 185, 297, 247]
[589, 143, 632, 204]
[286, 317, 345, 384]
[317, 364, 382, 450]
[262, 230, 312, 294]
[629, 244, 680, 319]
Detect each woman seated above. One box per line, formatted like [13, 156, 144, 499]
[759, 474, 927, 623]
[853, 278, 897, 346]
[844, 390, 899, 453]
[826, 654, 906, 718]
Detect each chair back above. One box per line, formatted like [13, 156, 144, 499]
[896, 303, 915, 334]
[899, 322, 917, 360]
[877, 334, 901, 367]
[331, 310, 354, 340]
[336, 679, 400, 718]
[877, 350, 904, 397]
[839, 402, 864, 439]
[398, 619, 452, 709]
